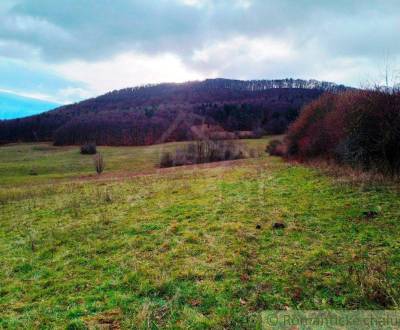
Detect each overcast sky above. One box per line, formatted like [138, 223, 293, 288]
[0, 0, 399, 104]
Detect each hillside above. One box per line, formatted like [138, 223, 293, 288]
[0, 91, 59, 120]
[1, 141, 399, 328]
[0, 78, 349, 145]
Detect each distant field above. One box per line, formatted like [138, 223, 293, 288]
[0, 138, 270, 187]
[1, 138, 400, 328]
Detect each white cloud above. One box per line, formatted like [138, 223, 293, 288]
[235, 0, 252, 9]
[52, 52, 206, 97]
[55, 87, 93, 104]
[0, 39, 39, 60]
[193, 36, 293, 64]
[180, 0, 251, 9]
[0, 87, 56, 103]
[180, 0, 205, 7]
[3, 14, 73, 44]
[50, 36, 296, 100]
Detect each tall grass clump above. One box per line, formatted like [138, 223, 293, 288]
[160, 139, 248, 167]
[94, 153, 105, 174]
[285, 89, 400, 175]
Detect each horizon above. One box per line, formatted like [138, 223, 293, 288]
[0, 76, 348, 120]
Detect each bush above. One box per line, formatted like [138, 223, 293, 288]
[285, 90, 400, 174]
[29, 168, 38, 176]
[160, 139, 248, 168]
[285, 93, 341, 158]
[266, 139, 285, 156]
[160, 152, 174, 167]
[80, 143, 97, 155]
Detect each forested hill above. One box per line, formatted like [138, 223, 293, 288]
[0, 78, 349, 146]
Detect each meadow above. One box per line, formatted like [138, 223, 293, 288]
[1, 138, 400, 329]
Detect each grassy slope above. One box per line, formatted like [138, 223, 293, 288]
[0, 139, 268, 187]
[0, 140, 400, 329]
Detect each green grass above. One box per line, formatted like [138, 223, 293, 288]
[0, 139, 400, 329]
[0, 139, 268, 186]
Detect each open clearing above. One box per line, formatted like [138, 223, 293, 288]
[1, 139, 400, 329]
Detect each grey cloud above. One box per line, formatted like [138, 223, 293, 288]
[0, 0, 399, 87]
[1, 0, 205, 60]
[1, 0, 396, 61]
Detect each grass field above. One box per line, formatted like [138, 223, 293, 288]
[0, 139, 269, 187]
[1, 138, 400, 329]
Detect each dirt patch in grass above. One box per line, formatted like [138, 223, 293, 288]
[84, 309, 122, 329]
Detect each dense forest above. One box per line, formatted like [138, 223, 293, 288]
[0, 78, 349, 146]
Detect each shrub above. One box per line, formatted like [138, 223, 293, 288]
[80, 143, 97, 155]
[160, 152, 174, 167]
[94, 153, 105, 174]
[266, 139, 285, 156]
[337, 91, 400, 173]
[285, 89, 400, 175]
[286, 93, 341, 158]
[159, 139, 248, 168]
[29, 168, 38, 176]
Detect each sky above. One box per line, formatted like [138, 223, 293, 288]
[0, 0, 399, 105]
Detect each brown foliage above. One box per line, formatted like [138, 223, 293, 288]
[266, 139, 286, 156]
[0, 79, 334, 146]
[285, 90, 400, 174]
[160, 139, 248, 168]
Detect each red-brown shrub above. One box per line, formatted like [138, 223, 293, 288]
[286, 93, 342, 158]
[285, 90, 400, 174]
[266, 139, 286, 156]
